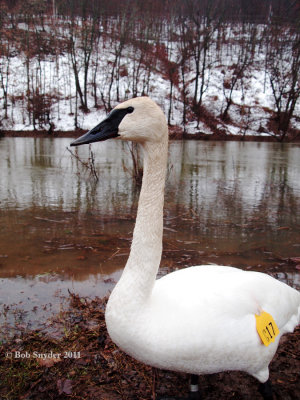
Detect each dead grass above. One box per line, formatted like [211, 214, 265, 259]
[0, 293, 299, 400]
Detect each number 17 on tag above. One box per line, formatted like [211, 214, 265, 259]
[255, 311, 280, 346]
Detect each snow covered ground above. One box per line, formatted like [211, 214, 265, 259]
[0, 20, 299, 137]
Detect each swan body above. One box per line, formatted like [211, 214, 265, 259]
[107, 264, 299, 383]
[71, 97, 300, 387]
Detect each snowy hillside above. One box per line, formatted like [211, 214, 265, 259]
[0, 6, 299, 141]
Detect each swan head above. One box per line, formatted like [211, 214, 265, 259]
[70, 97, 168, 147]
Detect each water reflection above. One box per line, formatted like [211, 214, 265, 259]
[166, 141, 300, 257]
[1, 138, 299, 215]
[0, 138, 299, 330]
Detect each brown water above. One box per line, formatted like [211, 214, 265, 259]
[0, 138, 299, 332]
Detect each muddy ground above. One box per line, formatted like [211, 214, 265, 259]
[0, 293, 299, 400]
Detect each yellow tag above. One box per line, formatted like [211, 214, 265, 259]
[255, 311, 279, 346]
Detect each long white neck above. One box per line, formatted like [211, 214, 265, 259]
[108, 135, 168, 309]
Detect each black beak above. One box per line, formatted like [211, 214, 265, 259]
[70, 116, 119, 146]
[70, 106, 134, 146]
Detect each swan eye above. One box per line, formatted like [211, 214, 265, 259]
[127, 106, 134, 114]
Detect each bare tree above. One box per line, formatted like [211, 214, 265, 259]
[266, 25, 300, 141]
[185, 0, 222, 107]
[0, 4, 10, 120]
[177, 15, 192, 133]
[220, 22, 258, 121]
[68, 7, 102, 112]
[106, 11, 134, 109]
[221, 47, 250, 121]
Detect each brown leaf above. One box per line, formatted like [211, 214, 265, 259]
[37, 357, 62, 367]
[57, 378, 72, 395]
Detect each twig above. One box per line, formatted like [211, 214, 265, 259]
[66, 146, 99, 182]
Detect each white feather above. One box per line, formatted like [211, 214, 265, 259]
[105, 97, 300, 384]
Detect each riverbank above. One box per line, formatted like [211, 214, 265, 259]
[2, 129, 300, 142]
[0, 293, 299, 400]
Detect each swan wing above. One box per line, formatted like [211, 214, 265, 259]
[151, 265, 300, 336]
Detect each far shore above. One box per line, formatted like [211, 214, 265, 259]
[2, 129, 300, 142]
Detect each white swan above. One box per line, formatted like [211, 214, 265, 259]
[71, 97, 300, 399]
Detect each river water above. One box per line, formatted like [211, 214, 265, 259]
[0, 137, 299, 332]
